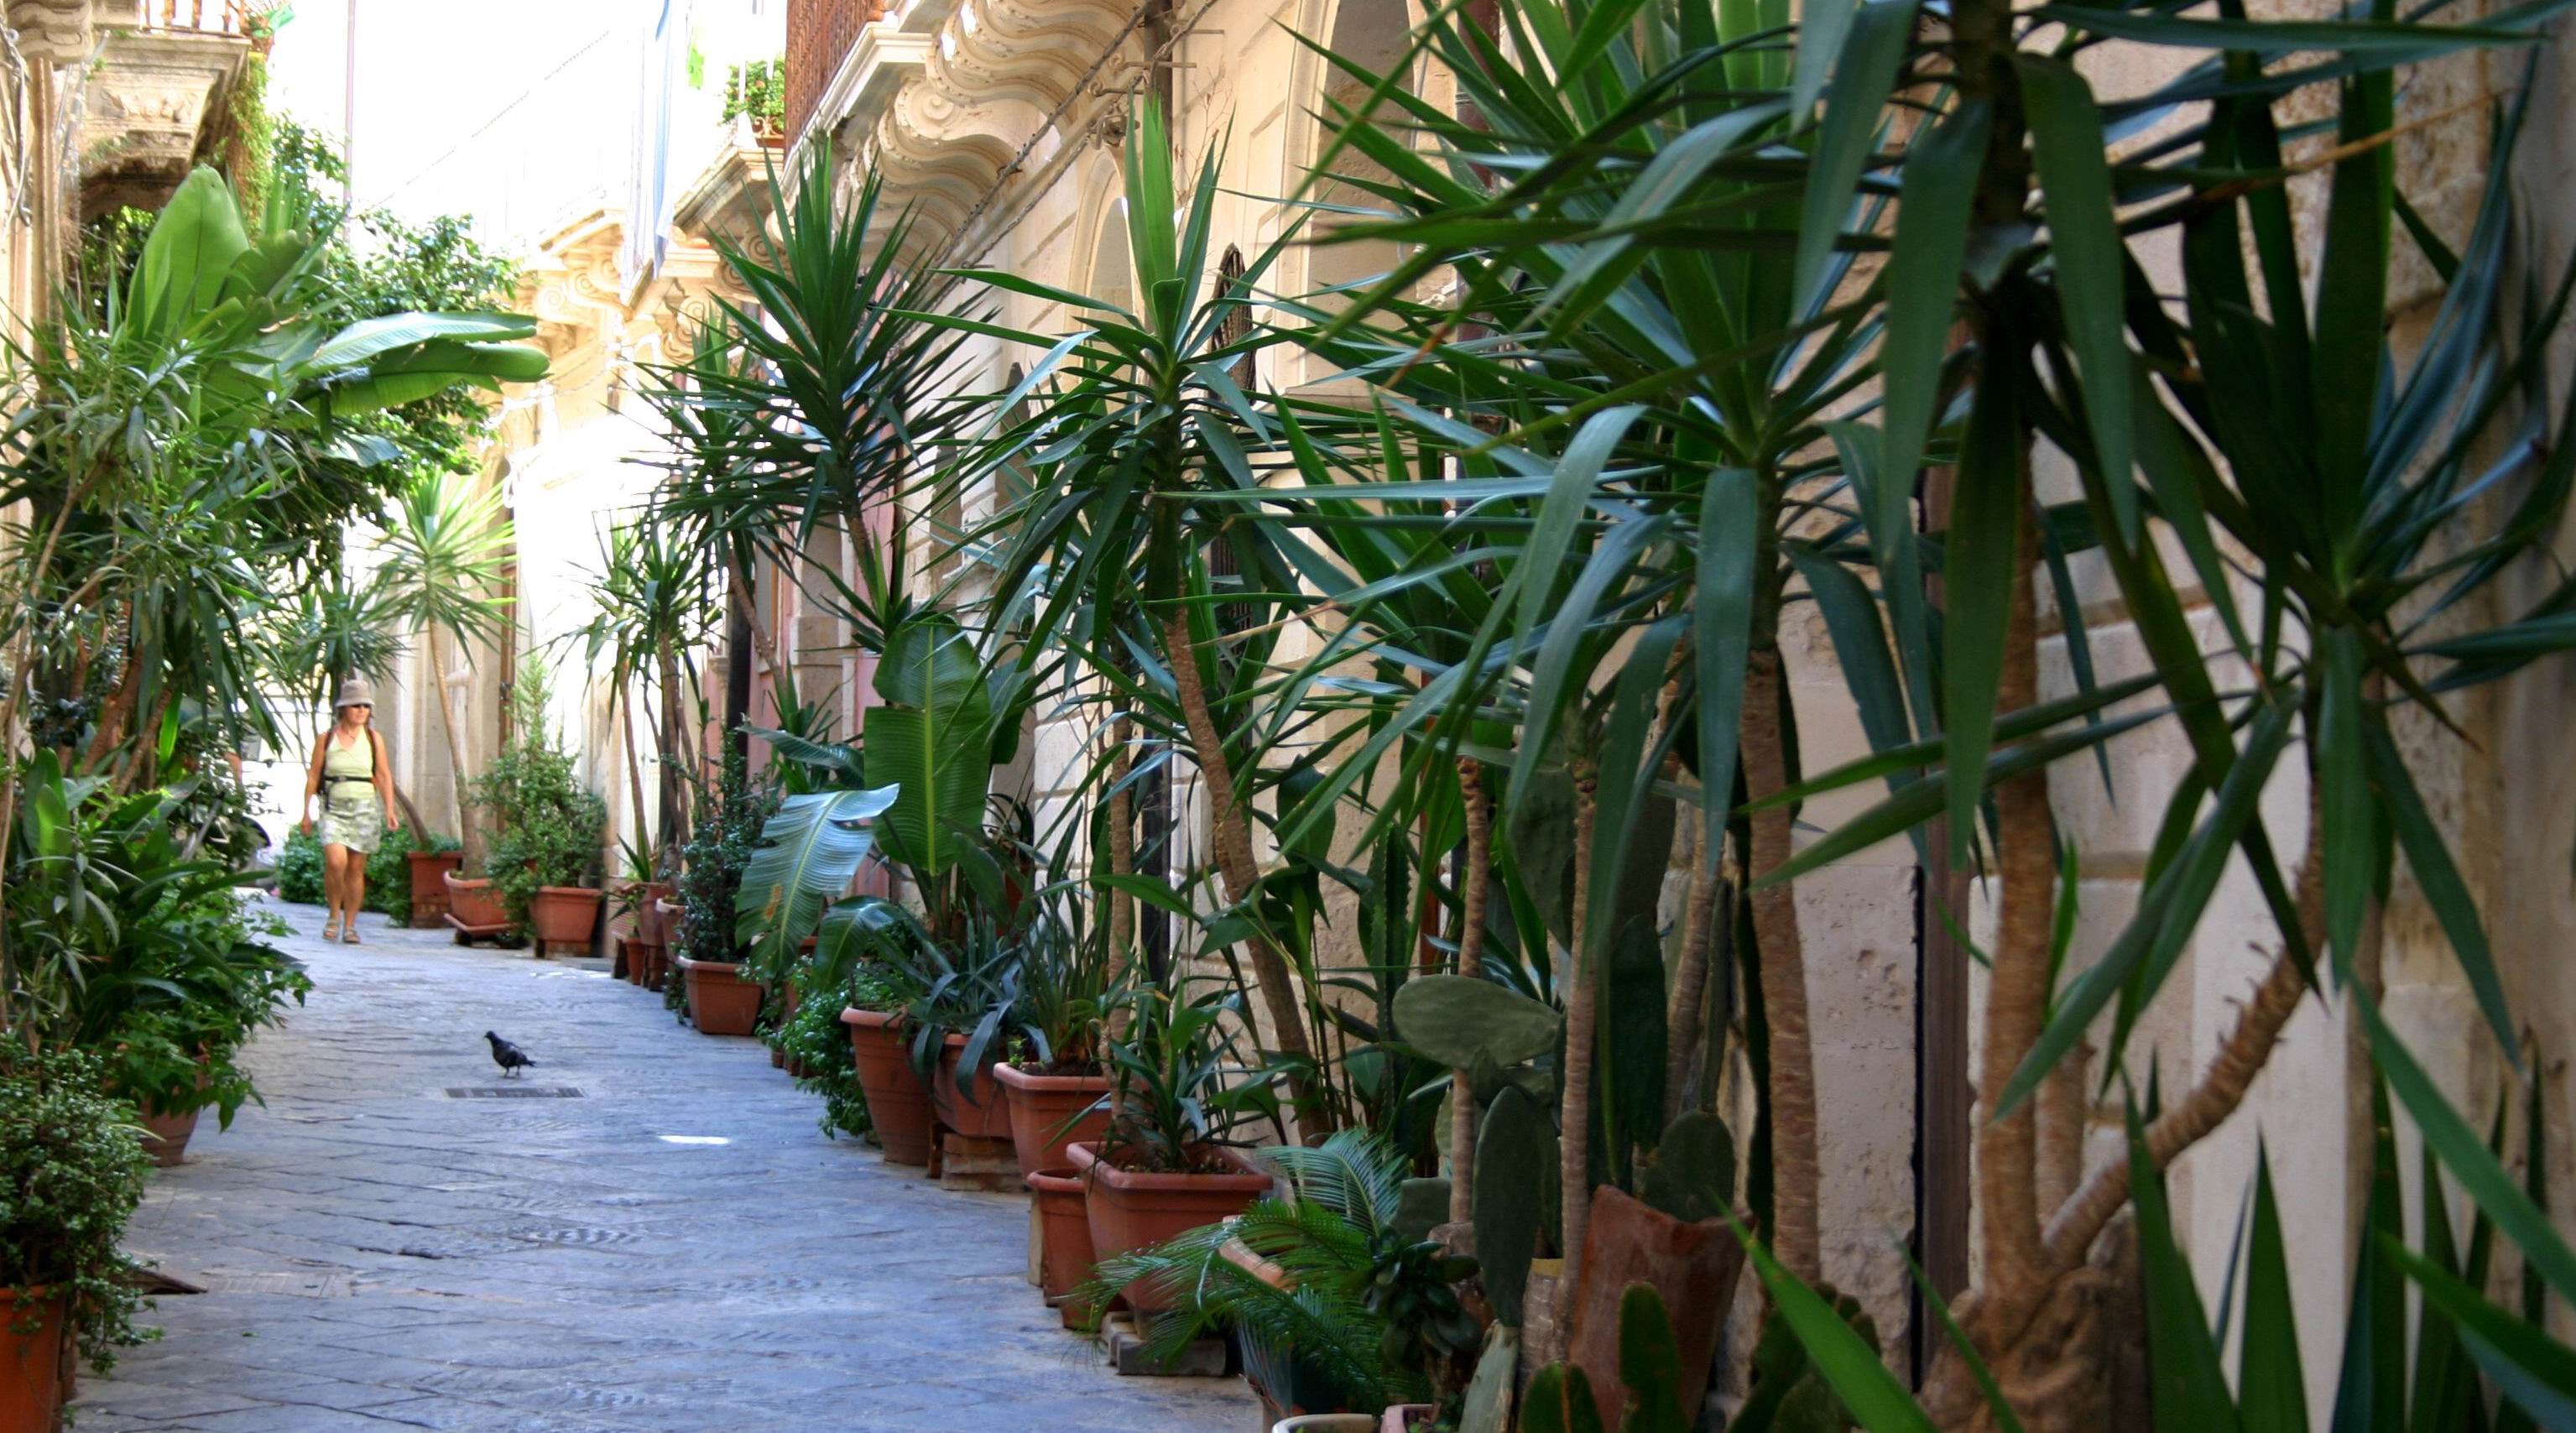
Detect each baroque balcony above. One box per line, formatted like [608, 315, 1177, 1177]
[77, 0, 255, 216]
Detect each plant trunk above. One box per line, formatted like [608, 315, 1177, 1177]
[1158, 609, 1331, 1137]
[1740, 641, 1821, 1284]
[1666, 855, 1723, 1126]
[1551, 757, 1600, 1356]
[426, 626, 479, 870]
[1978, 515, 2053, 1314]
[1108, 715, 1136, 967]
[621, 673, 649, 857]
[658, 641, 686, 858]
[1451, 757, 1493, 1226]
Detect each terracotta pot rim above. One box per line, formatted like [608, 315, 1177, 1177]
[991, 1062, 1110, 1093]
[675, 955, 744, 975]
[535, 885, 603, 900]
[838, 1006, 904, 1031]
[406, 849, 462, 865]
[443, 872, 493, 889]
[1066, 1140, 1271, 1193]
[1025, 1165, 1083, 1196]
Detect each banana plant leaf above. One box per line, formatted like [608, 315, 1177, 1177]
[737, 784, 900, 981]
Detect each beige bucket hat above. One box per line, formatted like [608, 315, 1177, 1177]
[334, 676, 377, 711]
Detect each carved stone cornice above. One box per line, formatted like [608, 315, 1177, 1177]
[787, 0, 1141, 258]
[670, 126, 779, 256]
[76, 23, 248, 218]
[8, 0, 92, 65]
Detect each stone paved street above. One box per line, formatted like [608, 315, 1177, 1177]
[76, 899, 1257, 1433]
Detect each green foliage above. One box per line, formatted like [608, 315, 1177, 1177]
[670, 745, 780, 979]
[362, 825, 459, 926]
[1097, 983, 1282, 1175]
[771, 959, 872, 1141]
[1083, 1131, 1478, 1412]
[472, 670, 607, 935]
[1473, 1083, 1552, 1327]
[0, 1046, 154, 1375]
[720, 58, 784, 132]
[275, 826, 326, 904]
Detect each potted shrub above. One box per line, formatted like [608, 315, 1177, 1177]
[1066, 985, 1280, 1316]
[722, 58, 785, 144]
[609, 841, 673, 983]
[775, 959, 873, 1139]
[473, 710, 609, 957]
[397, 830, 466, 927]
[667, 748, 777, 1034]
[442, 868, 509, 933]
[1, 1048, 154, 1431]
[838, 954, 934, 1165]
[993, 909, 1124, 1177]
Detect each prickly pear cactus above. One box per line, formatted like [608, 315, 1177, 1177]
[1614, 1284, 1691, 1433]
[1523, 1363, 1609, 1433]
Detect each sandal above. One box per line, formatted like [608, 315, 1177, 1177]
[344, 924, 362, 945]
[323, 917, 343, 942]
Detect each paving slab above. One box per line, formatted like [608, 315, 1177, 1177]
[77, 899, 1257, 1433]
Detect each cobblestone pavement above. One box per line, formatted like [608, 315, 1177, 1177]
[76, 899, 1257, 1433]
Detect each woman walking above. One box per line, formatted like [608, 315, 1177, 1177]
[300, 677, 401, 943]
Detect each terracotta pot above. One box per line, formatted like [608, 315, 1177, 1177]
[138, 1104, 203, 1167]
[530, 885, 603, 955]
[1378, 1408, 1435, 1433]
[442, 872, 508, 929]
[1026, 1166, 1106, 1327]
[769, 1045, 787, 1069]
[992, 1063, 1112, 1178]
[0, 1288, 65, 1433]
[930, 1035, 1013, 1140]
[1562, 1186, 1744, 1432]
[1066, 1140, 1271, 1315]
[841, 1008, 934, 1165]
[676, 956, 762, 1035]
[406, 850, 464, 927]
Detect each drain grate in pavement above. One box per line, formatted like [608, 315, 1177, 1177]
[445, 1086, 584, 1098]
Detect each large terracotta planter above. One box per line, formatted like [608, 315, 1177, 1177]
[993, 1063, 1112, 1177]
[1562, 1185, 1744, 1431]
[530, 886, 603, 956]
[1066, 1140, 1271, 1315]
[677, 956, 761, 1034]
[841, 1008, 934, 1165]
[0, 1288, 65, 1433]
[1026, 1166, 1103, 1328]
[930, 1035, 1013, 1140]
[138, 1105, 203, 1167]
[407, 850, 464, 927]
[647, 895, 681, 946]
[443, 872, 508, 929]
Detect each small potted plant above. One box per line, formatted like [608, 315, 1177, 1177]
[1084, 1130, 1478, 1421]
[722, 58, 786, 145]
[610, 839, 673, 983]
[465, 664, 610, 955]
[668, 748, 775, 1034]
[1, 1048, 154, 1430]
[401, 829, 466, 927]
[828, 904, 937, 1165]
[993, 909, 1124, 1178]
[1066, 985, 1280, 1316]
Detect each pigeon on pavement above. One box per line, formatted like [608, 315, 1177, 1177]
[484, 1031, 535, 1078]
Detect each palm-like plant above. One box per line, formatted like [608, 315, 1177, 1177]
[373, 468, 513, 864]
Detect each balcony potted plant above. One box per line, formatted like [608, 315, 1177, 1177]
[1066, 985, 1280, 1316]
[1, 1048, 154, 1432]
[722, 58, 785, 146]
